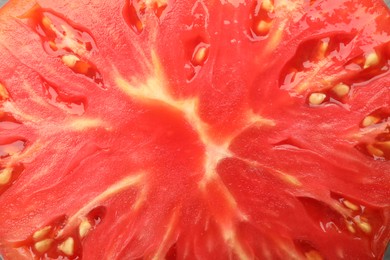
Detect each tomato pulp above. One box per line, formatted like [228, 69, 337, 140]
[0, 0, 389, 259]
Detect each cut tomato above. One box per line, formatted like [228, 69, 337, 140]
[0, 0, 389, 259]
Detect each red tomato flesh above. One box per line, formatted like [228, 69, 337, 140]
[0, 0, 389, 259]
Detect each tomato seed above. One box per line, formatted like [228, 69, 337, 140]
[342, 200, 359, 211]
[362, 116, 380, 127]
[32, 226, 52, 241]
[79, 220, 92, 238]
[0, 83, 9, 100]
[192, 45, 209, 66]
[356, 221, 372, 234]
[62, 54, 80, 68]
[0, 168, 12, 185]
[363, 51, 379, 69]
[346, 222, 356, 234]
[41, 16, 52, 30]
[34, 238, 54, 253]
[255, 20, 272, 35]
[308, 93, 326, 105]
[332, 83, 350, 97]
[58, 237, 75, 256]
[262, 0, 274, 12]
[366, 144, 384, 158]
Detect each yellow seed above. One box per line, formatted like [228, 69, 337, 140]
[0, 83, 9, 99]
[366, 144, 384, 157]
[34, 239, 53, 253]
[256, 20, 272, 35]
[319, 41, 329, 53]
[364, 51, 379, 69]
[135, 20, 143, 32]
[0, 168, 12, 185]
[379, 141, 390, 150]
[305, 250, 324, 260]
[192, 46, 209, 66]
[79, 220, 92, 238]
[332, 83, 350, 97]
[356, 221, 372, 234]
[309, 93, 326, 105]
[62, 54, 80, 68]
[41, 16, 53, 30]
[33, 226, 52, 241]
[262, 0, 274, 12]
[346, 223, 356, 234]
[362, 116, 380, 127]
[58, 237, 75, 256]
[145, 0, 167, 8]
[316, 40, 329, 60]
[49, 41, 58, 51]
[343, 200, 359, 211]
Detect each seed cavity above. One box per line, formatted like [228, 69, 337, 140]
[42, 79, 86, 115]
[58, 237, 75, 256]
[183, 0, 210, 81]
[60, 55, 104, 88]
[250, 0, 275, 38]
[21, 5, 105, 89]
[343, 43, 390, 86]
[0, 113, 22, 130]
[185, 38, 210, 81]
[0, 140, 26, 158]
[123, 0, 144, 34]
[22, 6, 97, 56]
[297, 197, 343, 233]
[331, 193, 380, 237]
[122, 0, 168, 34]
[34, 239, 54, 253]
[280, 34, 355, 95]
[357, 109, 390, 160]
[355, 107, 390, 160]
[33, 226, 52, 241]
[360, 108, 390, 128]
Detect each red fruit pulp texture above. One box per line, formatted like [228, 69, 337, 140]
[0, 0, 389, 259]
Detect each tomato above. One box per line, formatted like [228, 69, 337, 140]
[0, 0, 389, 259]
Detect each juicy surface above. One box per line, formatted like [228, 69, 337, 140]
[0, 0, 389, 259]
